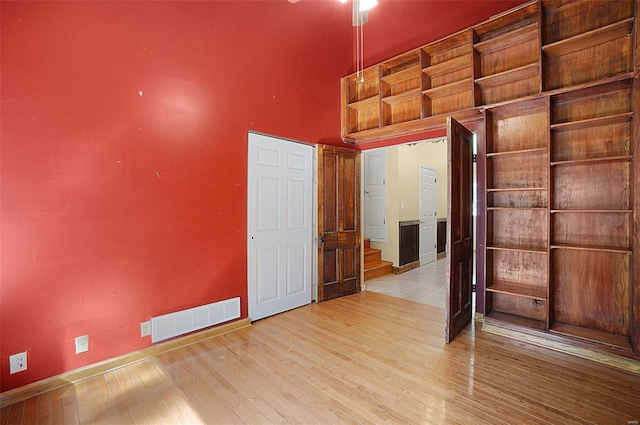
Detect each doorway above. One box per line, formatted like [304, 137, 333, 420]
[362, 129, 478, 325]
[361, 138, 447, 271]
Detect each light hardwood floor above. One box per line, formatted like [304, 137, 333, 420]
[2, 291, 639, 424]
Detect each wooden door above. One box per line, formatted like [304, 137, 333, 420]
[446, 117, 474, 343]
[247, 133, 313, 320]
[317, 145, 361, 302]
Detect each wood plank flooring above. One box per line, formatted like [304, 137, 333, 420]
[2, 291, 639, 424]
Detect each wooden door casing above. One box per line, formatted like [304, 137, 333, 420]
[446, 117, 474, 343]
[317, 145, 361, 302]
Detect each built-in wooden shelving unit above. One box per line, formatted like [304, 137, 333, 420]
[341, 0, 638, 357]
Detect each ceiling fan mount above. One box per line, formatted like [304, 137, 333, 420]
[287, 0, 378, 26]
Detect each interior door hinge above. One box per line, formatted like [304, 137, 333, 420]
[472, 154, 477, 163]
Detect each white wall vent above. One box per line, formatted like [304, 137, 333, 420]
[151, 297, 241, 343]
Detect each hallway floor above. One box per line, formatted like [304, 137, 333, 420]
[364, 258, 447, 308]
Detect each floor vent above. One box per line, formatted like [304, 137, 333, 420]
[151, 297, 241, 343]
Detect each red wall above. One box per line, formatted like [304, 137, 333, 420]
[0, 0, 352, 391]
[1, 0, 526, 392]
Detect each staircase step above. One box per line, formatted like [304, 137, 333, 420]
[364, 238, 371, 250]
[364, 260, 393, 281]
[364, 248, 381, 264]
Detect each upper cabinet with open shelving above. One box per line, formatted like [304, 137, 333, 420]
[342, 1, 543, 142]
[341, 0, 636, 145]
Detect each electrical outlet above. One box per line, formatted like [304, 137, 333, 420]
[140, 321, 151, 337]
[75, 335, 89, 354]
[9, 352, 27, 374]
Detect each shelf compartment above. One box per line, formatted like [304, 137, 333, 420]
[381, 95, 421, 127]
[543, 20, 633, 90]
[381, 88, 421, 106]
[550, 79, 632, 125]
[486, 147, 547, 158]
[487, 152, 548, 190]
[475, 28, 540, 81]
[486, 293, 547, 329]
[487, 188, 547, 209]
[487, 281, 547, 300]
[551, 155, 632, 167]
[551, 209, 633, 213]
[380, 57, 421, 98]
[487, 245, 547, 254]
[485, 97, 549, 152]
[542, 0, 634, 45]
[552, 249, 633, 348]
[487, 249, 547, 296]
[542, 18, 634, 58]
[381, 64, 420, 85]
[422, 29, 472, 67]
[380, 50, 421, 76]
[474, 1, 538, 43]
[487, 209, 548, 250]
[346, 95, 378, 110]
[485, 311, 547, 331]
[550, 323, 632, 352]
[550, 243, 632, 255]
[552, 211, 631, 250]
[344, 67, 380, 104]
[552, 161, 631, 210]
[423, 54, 472, 91]
[423, 94, 474, 118]
[475, 22, 539, 55]
[423, 54, 472, 78]
[475, 62, 540, 105]
[551, 115, 632, 163]
[551, 112, 632, 132]
[487, 207, 546, 211]
[345, 103, 379, 134]
[475, 62, 539, 89]
[423, 79, 474, 117]
[423, 78, 473, 99]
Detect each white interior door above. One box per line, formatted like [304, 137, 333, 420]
[363, 150, 387, 242]
[248, 132, 313, 321]
[419, 165, 437, 265]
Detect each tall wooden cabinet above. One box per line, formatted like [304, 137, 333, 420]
[341, 0, 639, 357]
